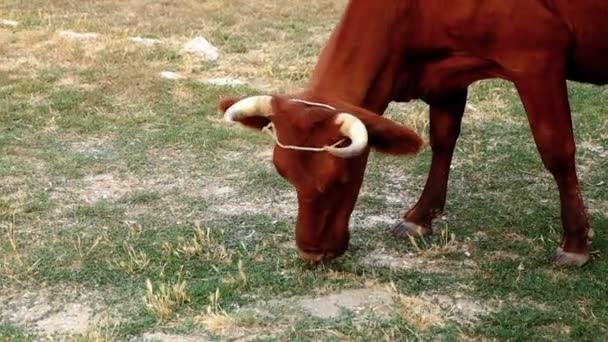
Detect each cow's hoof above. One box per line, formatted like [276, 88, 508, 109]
[391, 220, 431, 239]
[550, 247, 590, 267]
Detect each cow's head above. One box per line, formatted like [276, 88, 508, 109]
[219, 95, 422, 264]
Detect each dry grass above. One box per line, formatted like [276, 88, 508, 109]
[389, 282, 499, 330]
[59, 322, 121, 342]
[0, 190, 29, 219]
[174, 224, 232, 264]
[222, 259, 248, 288]
[143, 279, 190, 322]
[108, 244, 151, 275]
[407, 226, 464, 258]
[396, 295, 445, 331]
[386, 101, 431, 142]
[199, 312, 238, 336]
[73, 234, 103, 262]
[388, 282, 444, 331]
[1, 0, 347, 93]
[197, 287, 240, 335]
[464, 83, 515, 124]
[0, 217, 41, 285]
[4, 216, 18, 252]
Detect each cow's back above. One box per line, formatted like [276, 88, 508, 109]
[408, 0, 608, 86]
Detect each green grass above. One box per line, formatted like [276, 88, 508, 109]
[0, 324, 35, 342]
[1, 0, 608, 341]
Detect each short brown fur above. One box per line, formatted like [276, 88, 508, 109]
[221, 0, 608, 266]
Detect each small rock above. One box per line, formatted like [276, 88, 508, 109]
[182, 36, 219, 60]
[128, 36, 161, 46]
[206, 77, 246, 87]
[159, 71, 183, 80]
[0, 19, 18, 27]
[58, 30, 98, 41]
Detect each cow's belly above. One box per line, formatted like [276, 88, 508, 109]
[567, 59, 608, 85]
[567, 45, 608, 85]
[567, 33, 608, 85]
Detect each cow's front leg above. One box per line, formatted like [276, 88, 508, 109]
[392, 89, 467, 238]
[514, 70, 592, 267]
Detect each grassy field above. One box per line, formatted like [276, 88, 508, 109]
[1, 0, 608, 341]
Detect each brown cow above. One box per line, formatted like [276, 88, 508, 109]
[219, 0, 607, 267]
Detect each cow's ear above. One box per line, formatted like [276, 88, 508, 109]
[356, 112, 423, 155]
[219, 96, 272, 130]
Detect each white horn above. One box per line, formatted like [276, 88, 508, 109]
[326, 113, 368, 158]
[224, 95, 273, 123]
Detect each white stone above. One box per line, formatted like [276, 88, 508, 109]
[182, 36, 219, 60]
[128, 36, 161, 46]
[0, 19, 18, 27]
[206, 77, 246, 87]
[58, 30, 98, 41]
[159, 71, 183, 80]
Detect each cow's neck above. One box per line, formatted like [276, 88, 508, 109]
[306, 1, 412, 113]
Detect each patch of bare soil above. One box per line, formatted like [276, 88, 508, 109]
[489, 250, 521, 261]
[140, 148, 238, 200]
[294, 288, 394, 319]
[397, 292, 500, 330]
[198, 286, 501, 340]
[353, 213, 395, 230]
[0, 286, 117, 338]
[70, 136, 115, 159]
[0, 183, 24, 216]
[6, 147, 48, 173]
[0, 176, 25, 187]
[81, 173, 134, 203]
[141, 332, 212, 342]
[194, 287, 395, 340]
[580, 141, 608, 158]
[359, 169, 421, 207]
[47, 148, 294, 224]
[58, 31, 99, 41]
[51, 173, 136, 204]
[35, 303, 93, 336]
[50, 146, 237, 208]
[362, 248, 477, 274]
[350, 170, 423, 231]
[146, 147, 290, 221]
[536, 323, 572, 337]
[588, 199, 608, 218]
[207, 191, 297, 219]
[197, 310, 273, 341]
[255, 147, 273, 162]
